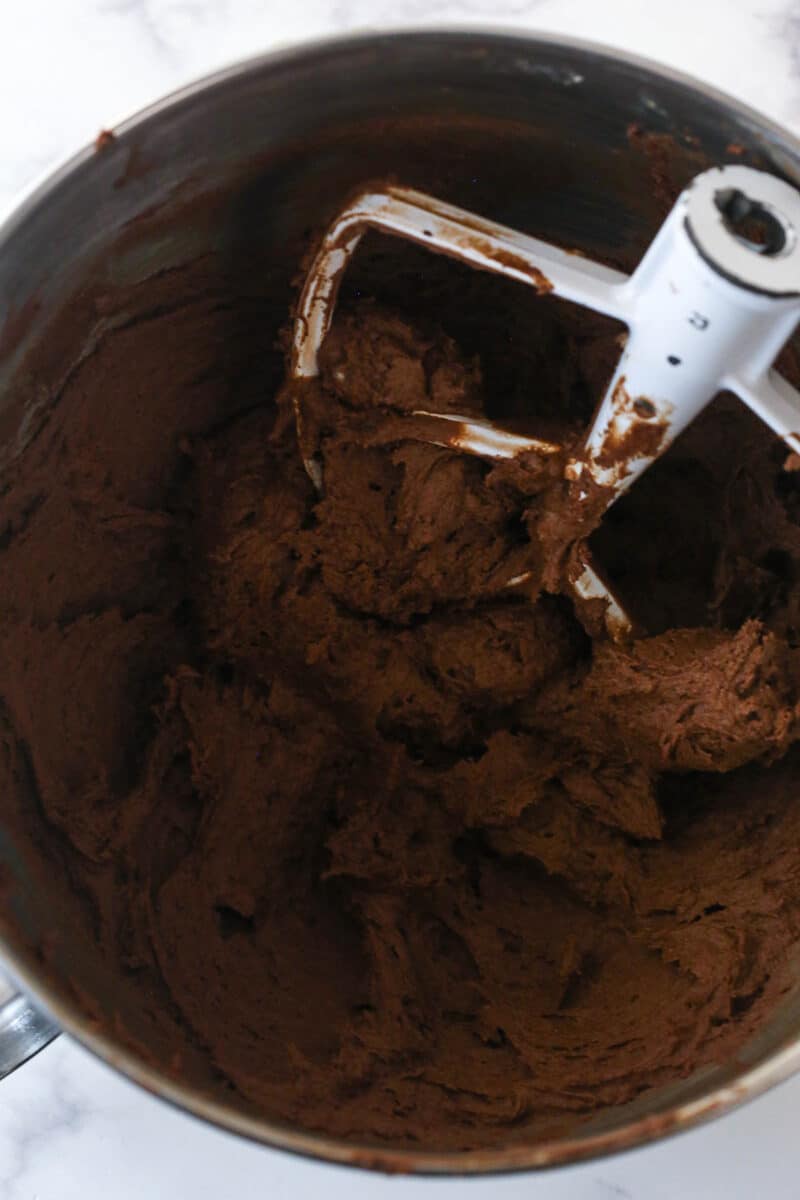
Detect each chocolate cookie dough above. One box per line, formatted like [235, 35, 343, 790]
[3, 238, 800, 1152]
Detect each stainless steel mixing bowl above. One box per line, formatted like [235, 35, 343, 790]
[1, 28, 800, 1174]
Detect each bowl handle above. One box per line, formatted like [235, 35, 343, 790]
[0, 973, 59, 1079]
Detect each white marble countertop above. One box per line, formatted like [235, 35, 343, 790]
[3, 1, 800, 1197]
